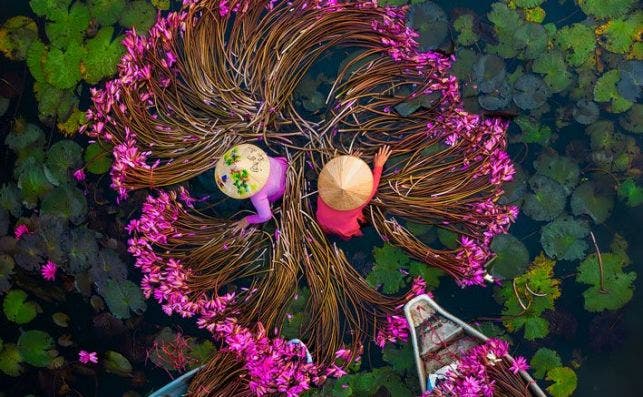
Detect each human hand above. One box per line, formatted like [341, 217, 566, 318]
[373, 145, 392, 168]
[350, 149, 364, 158]
[232, 218, 249, 234]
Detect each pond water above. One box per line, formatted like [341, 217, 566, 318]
[0, 0, 641, 396]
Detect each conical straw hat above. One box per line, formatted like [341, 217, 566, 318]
[318, 155, 374, 211]
[214, 144, 271, 199]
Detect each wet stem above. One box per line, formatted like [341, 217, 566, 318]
[589, 231, 608, 294]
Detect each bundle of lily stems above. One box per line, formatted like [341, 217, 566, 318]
[82, 0, 518, 395]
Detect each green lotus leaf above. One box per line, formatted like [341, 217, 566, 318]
[500, 254, 560, 340]
[26, 40, 47, 82]
[546, 367, 577, 397]
[34, 81, 78, 120]
[408, 261, 443, 290]
[43, 41, 85, 90]
[0, 16, 39, 61]
[515, 0, 544, 7]
[57, 107, 86, 136]
[617, 178, 643, 207]
[577, 252, 636, 312]
[513, 74, 550, 110]
[619, 103, 643, 133]
[522, 175, 566, 221]
[44, 139, 83, 185]
[41, 185, 87, 224]
[29, 0, 71, 19]
[119, 0, 157, 32]
[82, 27, 125, 84]
[597, 11, 642, 54]
[104, 350, 133, 376]
[555, 23, 595, 67]
[88, 0, 126, 26]
[512, 116, 554, 145]
[0, 344, 24, 377]
[570, 181, 614, 223]
[533, 152, 580, 195]
[17, 330, 54, 367]
[100, 279, 147, 319]
[382, 342, 414, 377]
[514, 23, 547, 60]
[490, 234, 530, 279]
[18, 165, 54, 208]
[540, 217, 590, 261]
[532, 50, 572, 93]
[616, 60, 641, 102]
[0, 183, 21, 218]
[453, 14, 478, 46]
[3, 290, 38, 324]
[408, 2, 449, 51]
[0, 255, 15, 295]
[530, 348, 562, 379]
[594, 70, 634, 113]
[577, 0, 636, 18]
[573, 99, 600, 125]
[84, 142, 113, 174]
[4, 122, 45, 152]
[61, 225, 98, 273]
[44, 2, 90, 50]
[367, 244, 407, 294]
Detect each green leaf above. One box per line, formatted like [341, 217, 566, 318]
[104, 350, 133, 376]
[367, 244, 407, 294]
[26, 40, 47, 82]
[43, 41, 85, 90]
[490, 234, 530, 279]
[577, 252, 636, 311]
[453, 14, 478, 46]
[101, 279, 146, 319]
[29, 0, 71, 19]
[4, 122, 45, 152]
[34, 81, 78, 120]
[408, 261, 443, 289]
[41, 185, 87, 224]
[532, 50, 572, 93]
[513, 116, 554, 145]
[88, 0, 126, 26]
[541, 217, 590, 261]
[597, 12, 642, 54]
[617, 178, 643, 207]
[555, 23, 596, 67]
[513, 74, 550, 110]
[57, 107, 86, 136]
[17, 164, 53, 208]
[61, 225, 99, 273]
[522, 175, 566, 222]
[382, 342, 414, 377]
[44, 140, 83, 185]
[594, 70, 634, 113]
[546, 367, 577, 397]
[437, 227, 458, 249]
[0, 344, 24, 376]
[521, 316, 550, 340]
[619, 103, 643, 133]
[578, 0, 636, 19]
[119, 0, 157, 32]
[530, 348, 562, 379]
[17, 330, 54, 367]
[515, 0, 544, 7]
[533, 152, 580, 195]
[188, 340, 215, 367]
[514, 23, 547, 60]
[82, 27, 124, 84]
[0, 16, 39, 61]
[570, 182, 614, 224]
[44, 2, 90, 50]
[0, 255, 15, 295]
[3, 290, 38, 324]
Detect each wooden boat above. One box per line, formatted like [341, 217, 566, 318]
[404, 294, 547, 396]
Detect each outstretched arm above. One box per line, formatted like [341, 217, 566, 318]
[370, 145, 391, 197]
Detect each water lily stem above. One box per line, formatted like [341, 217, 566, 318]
[590, 231, 608, 294]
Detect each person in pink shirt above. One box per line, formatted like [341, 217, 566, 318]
[316, 145, 392, 240]
[214, 144, 288, 232]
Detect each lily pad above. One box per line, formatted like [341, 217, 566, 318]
[41, 185, 87, 224]
[0, 255, 15, 295]
[617, 178, 643, 207]
[0, 16, 39, 61]
[546, 367, 577, 397]
[17, 330, 54, 367]
[578, 0, 636, 19]
[530, 348, 562, 379]
[82, 27, 124, 85]
[119, 0, 157, 32]
[540, 217, 590, 261]
[44, 140, 83, 185]
[0, 184, 21, 218]
[453, 14, 478, 46]
[533, 152, 580, 195]
[367, 244, 407, 294]
[100, 279, 146, 319]
[512, 116, 554, 145]
[4, 122, 45, 152]
[577, 251, 636, 312]
[479, 80, 512, 110]
[0, 344, 24, 376]
[104, 350, 133, 376]
[619, 103, 643, 133]
[522, 175, 566, 221]
[499, 165, 527, 205]
[573, 100, 600, 125]
[29, 0, 71, 19]
[44, 2, 90, 50]
[513, 74, 549, 110]
[61, 225, 99, 273]
[555, 23, 596, 67]
[474, 54, 506, 94]
[407, 2, 449, 51]
[34, 81, 78, 121]
[43, 42, 85, 90]
[596, 11, 642, 54]
[90, 248, 127, 289]
[84, 142, 113, 174]
[514, 23, 547, 60]
[532, 50, 572, 93]
[490, 234, 530, 279]
[88, 0, 126, 26]
[3, 290, 38, 324]
[570, 182, 615, 224]
[616, 60, 642, 102]
[594, 70, 634, 113]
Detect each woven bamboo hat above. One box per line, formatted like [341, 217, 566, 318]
[318, 155, 374, 211]
[214, 144, 270, 199]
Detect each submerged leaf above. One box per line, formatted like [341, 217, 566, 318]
[513, 74, 549, 110]
[616, 60, 642, 102]
[522, 175, 566, 221]
[0, 255, 15, 295]
[84, 142, 113, 174]
[41, 185, 87, 224]
[61, 225, 99, 273]
[533, 152, 580, 195]
[3, 290, 38, 324]
[17, 330, 54, 367]
[44, 140, 83, 185]
[490, 234, 530, 279]
[100, 279, 146, 319]
[530, 348, 562, 379]
[573, 99, 600, 125]
[570, 182, 615, 223]
[540, 217, 590, 261]
[34, 81, 78, 120]
[619, 103, 643, 133]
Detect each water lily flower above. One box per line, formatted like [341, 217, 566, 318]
[14, 224, 29, 239]
[79, 350, 99, 364]
[41, 260, 58, 281]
